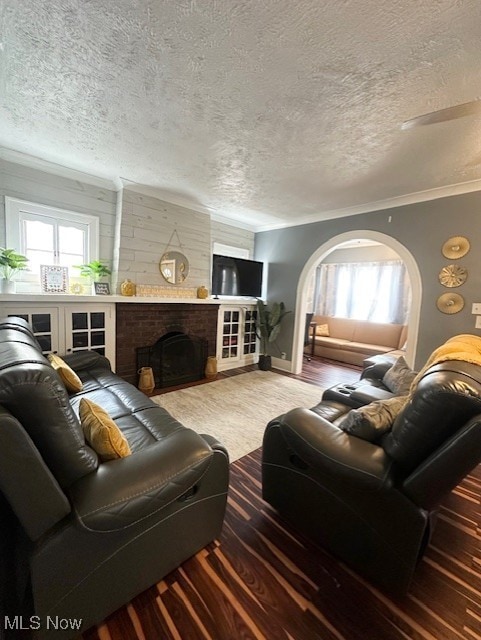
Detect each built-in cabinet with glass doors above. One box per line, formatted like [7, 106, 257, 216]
[2, 302, 116, 368]
[216, 304, 258, 371]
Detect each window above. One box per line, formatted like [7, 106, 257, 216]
[313, 261, 411, 324]
[5, 198, 99, 283]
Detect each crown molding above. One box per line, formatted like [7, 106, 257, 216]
[0, 147, 116, 190]
[210, 212, 258, 232]
[3, 147, 481, 233]
[254, 178, 481, 232]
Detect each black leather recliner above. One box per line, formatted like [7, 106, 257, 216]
[262, 357, 481, 594]
[321, 355, 401, 407]
[0, 317, 229, 638]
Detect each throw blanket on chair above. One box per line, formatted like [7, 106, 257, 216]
[409, 334, 481, 395]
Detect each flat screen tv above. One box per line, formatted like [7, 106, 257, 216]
[211, 254, 263, 297]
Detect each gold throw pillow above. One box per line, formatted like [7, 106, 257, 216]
[48, 353, 83, 393]
[315, 323, 330, 337]
[79, 398, 131, 461]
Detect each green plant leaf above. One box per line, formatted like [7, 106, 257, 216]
[255, 299, 290, 354]
[74, 260, 111, 281]
[0, 248, 29, 280]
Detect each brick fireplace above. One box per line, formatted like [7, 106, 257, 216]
[115, 302, 219, 386]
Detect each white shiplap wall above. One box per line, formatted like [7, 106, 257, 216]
[0, 159, 255, 295]
[114, 188, 212, 292]
[0, 159, 117, 265]
[211, 219, 255, 256]
[114, 191, 255, 294]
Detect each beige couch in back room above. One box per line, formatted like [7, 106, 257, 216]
[309, 315, 407, 366]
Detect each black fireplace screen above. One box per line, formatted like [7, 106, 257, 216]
[136, 331, 208, 389]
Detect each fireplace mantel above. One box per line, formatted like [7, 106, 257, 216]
[0, 294, 257, 305]
[1, 296, 259, 388]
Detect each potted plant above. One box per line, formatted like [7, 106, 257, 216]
[256, 299, 290, 370]
[0, 248, 29, 294]
[76, 260, 111, 282]
[75, 260, 111, 293]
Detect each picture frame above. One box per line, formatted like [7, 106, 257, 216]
[40, 265, 69, 294]
[94, 282, 111, 295]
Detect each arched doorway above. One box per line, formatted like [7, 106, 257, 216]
[291, 230, 422, 374]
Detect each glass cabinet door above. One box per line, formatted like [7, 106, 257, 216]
[216, 305, 259, 370]
[69, 311, 106, 355]
[243, 308, 258, 356]
[220, 308, 241, 363]
[3, 303, 116, 368]
[64, 305, 115, 365]
[6, 308, 59, 354]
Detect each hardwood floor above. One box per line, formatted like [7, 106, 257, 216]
[81, 358, 481, 640]
[83, 447, 481, 640]
[284, 355, 362, 388]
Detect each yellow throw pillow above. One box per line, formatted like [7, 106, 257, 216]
[48, 354, 83, 393]
[79, 398, 131, 461]
[316, 323, 330, 337]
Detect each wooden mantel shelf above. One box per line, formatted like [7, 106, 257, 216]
[0, 294, 257, 305]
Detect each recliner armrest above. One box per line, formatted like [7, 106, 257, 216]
[403, 416, 481, 509]
[69, 429, 214, 531]
[361, 361, 393, 381]
[0, 406, 71, 541]
[278, 408, 393, 491]
[200, 433, 229, 460]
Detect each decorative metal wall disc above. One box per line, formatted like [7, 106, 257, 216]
[436, 292, 465, 314]
[441, 236, 470, 259]
[438, 264, 468, 288]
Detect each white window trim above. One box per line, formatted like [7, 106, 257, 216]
[5, 197, 99, 284]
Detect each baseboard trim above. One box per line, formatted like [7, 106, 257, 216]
[271, 357, 293, 372]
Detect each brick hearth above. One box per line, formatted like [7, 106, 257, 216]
[116, 303, 219, 385]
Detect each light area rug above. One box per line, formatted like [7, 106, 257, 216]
[151, 370, 324, 462]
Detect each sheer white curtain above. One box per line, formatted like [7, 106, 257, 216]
[315, 261, 410, 324]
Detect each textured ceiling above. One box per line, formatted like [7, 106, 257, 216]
[2, 0, 481, 231]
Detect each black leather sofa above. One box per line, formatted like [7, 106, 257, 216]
[0, 316, 229, 639]
[262, 353, 481, 594]
[321, 357, 399, 407]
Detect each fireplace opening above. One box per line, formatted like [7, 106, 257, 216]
[136, 331, 208, 389]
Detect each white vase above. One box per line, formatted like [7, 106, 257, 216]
[0, 279, 16, 294]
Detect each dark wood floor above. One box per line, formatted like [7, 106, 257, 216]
[281, 355, 362, 387]
[81, 357, 481, 640]
[83, 449, 481, 640]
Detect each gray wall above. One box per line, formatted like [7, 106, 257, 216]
[254, 191, 481, 368]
